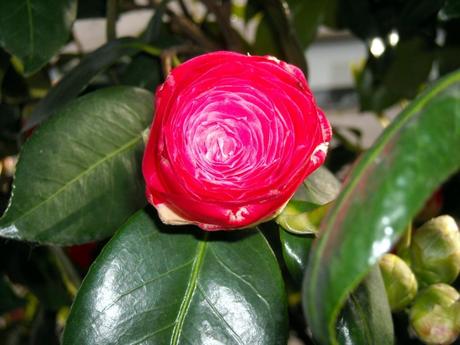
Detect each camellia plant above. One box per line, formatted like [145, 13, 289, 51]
[0, 1, 460, 345]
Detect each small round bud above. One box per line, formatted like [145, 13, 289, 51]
[410, 284, 460, 345]
[410, 215, 460, 286]
[379, 253, 418, 311]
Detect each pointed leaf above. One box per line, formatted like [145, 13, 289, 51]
[63, 210, 288, 345]
[0, 0, 77, 75]
[0, 86, 152, 244]
[24, 38, 156, 131]
[304, 70, 460, 344]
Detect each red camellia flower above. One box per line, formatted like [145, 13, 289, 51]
[142, 51, 331, 231]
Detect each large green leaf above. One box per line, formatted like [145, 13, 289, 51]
[0, 0, 77, 75]
[0, 86, 152, 245]
[303, 70, 460, 344]
[63, 210, 288, 345]
[24, 38, 157, 131]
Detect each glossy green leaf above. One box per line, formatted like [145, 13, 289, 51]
[280, 229, 313, 285]
[63, 210, 288, 345]
[336, 267, 394, 345]
[0, 0, 77, 75]
[0, 86, 152, 244]
[24, 38, 158, 131]
[304, 70, 460, 344]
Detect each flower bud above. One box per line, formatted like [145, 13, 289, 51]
[379, 253, 418, 311]
[410, 215, 460, 286]
[410, 284, 460, 345]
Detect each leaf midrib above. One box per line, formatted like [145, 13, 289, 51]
[2, 133, 143, 229]
[170, 236, 208, 345]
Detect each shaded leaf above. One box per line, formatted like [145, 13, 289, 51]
[303, 70, 460, 344]
[0, 87, 152, 244]
[438, 19, 460, 76]
[0, 274, 25, 314]
[286, 0, 328, 48]
[249, 0, 307, 74]
[336, 267, 394, 345]
[119, 54, 162, 90]
[0, 241, 70, 310]
[252, 14, 282, 58]
[29, 308, 60, 345]
[0, 0, 77, 75]
[63, 210, 288, 345]
[0, 104, 20, 158]
[77, 0, 106, 18]
[440, 0, 460, 20]
[24, 38, 157, 131]
[338, 0, 443, 39]
[356, 36, 435, 112]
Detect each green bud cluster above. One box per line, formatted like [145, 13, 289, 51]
[379, 215, 460, 344]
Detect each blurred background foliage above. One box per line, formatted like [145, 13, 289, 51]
[0, 0, 460, 344]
